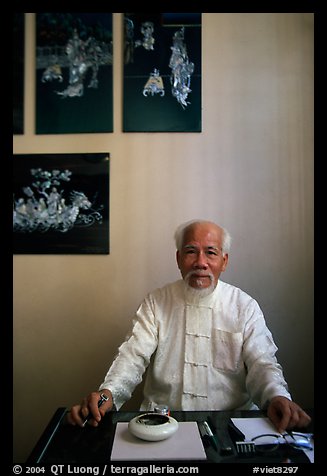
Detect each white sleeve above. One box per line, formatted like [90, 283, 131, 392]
[242, 300, 292, 408]
[99, 296, 158, 410]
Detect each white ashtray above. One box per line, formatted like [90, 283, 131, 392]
[128, 413, 179, 442]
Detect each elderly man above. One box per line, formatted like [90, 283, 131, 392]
[68, 219, 311, 433]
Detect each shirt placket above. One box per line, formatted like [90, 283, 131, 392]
[182, 304, 212, 409]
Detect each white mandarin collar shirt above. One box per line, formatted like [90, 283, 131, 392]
[100, 279, 291, 411]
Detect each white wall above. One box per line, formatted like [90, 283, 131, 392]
[13, 13, 314, 462]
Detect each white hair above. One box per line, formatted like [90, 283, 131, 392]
[174, 219, 232, 255]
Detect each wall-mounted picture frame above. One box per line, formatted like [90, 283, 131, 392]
[123, 13, 202, 132]
[13, 12, 25, 134]
[36, 13, 113, 134]
[13, 153, 110, 254]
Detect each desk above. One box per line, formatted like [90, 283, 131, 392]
[27, 409, 314, 464]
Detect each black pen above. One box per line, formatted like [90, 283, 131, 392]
[82, 393, 109, 427]
[203, 420, 219, 451]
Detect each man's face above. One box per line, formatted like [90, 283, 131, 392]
[176, 223, 228, 290]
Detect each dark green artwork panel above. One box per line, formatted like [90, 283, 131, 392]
[13, 13, 24, 134]
[13, 153, 110, 254]
[36, 13, 113, 134]
[123, 13, 201, 132]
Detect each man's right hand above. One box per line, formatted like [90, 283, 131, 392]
[67, 389, 114, 427]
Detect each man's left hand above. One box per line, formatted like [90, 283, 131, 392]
[267, 396, 312, 433]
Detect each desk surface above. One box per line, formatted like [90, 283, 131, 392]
[27, 409, 314, 464]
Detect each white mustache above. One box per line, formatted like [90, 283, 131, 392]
[184, 271, 214, 282]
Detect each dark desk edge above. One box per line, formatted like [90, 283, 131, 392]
[26, 407, 68, 464]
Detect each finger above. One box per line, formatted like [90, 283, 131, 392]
[87, 392, 103, 422]
[299, 411, 312, 427]
[98, 398, 113, 417]
[83, 416, 99, 427]
[68, 405, 85, 426]
[276, 413, 291, 433]
[288, 409, 312, 429]
[286, 411, 300, 429]
[78, 396, 99, 427]
[80, 402, 91, 419]
[66, 411, 76, 426]
[268, 405, 291, 433]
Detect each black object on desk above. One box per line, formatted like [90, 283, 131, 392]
[198, 421, 219, 452]
[26, 409, 314, 464]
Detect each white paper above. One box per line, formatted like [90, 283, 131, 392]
[110, 421, 207, 461]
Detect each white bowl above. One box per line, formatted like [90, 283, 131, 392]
[128, 413, 179, 441]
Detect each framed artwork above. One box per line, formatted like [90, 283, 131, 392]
[36, 13, 113, 134]
[13, 12, 25, 134]
[13, 153, 110, 254]
[123, 13, 202, 132]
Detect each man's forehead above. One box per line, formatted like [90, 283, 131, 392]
[183, 224, 222, 242]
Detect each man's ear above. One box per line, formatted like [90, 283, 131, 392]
[221, 253, 229, 272]
[176, 250, 181, 269]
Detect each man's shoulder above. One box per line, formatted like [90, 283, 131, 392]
[152, 279, 183, 293]
[218, 280, 258, 304]
[147, 279, 183, 300]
